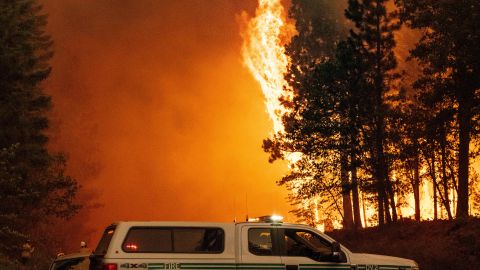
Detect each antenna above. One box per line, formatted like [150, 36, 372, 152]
[233, 196, 237, 223]
[245, 193, 249, 222]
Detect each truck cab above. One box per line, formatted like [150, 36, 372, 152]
[89, 217, 418, 270]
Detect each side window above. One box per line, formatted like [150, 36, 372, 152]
[173, 228, 224, 253]
[122, 227, 224, 253]
[283, 229, 331, 259]
[248, 228, 274, 256]
[93, 226, 116, 255]
[123, 228, 172, 252]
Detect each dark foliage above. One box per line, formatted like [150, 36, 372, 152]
[265, 0, 480, 228]
[0, 0, 80, 260]
[396, 0, 480, 219]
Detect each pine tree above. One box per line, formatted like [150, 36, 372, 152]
[345, 0, 401, 225]
[397, 0, 480, 219]
[0, 0, 79, 256]
[263, 0, 355, 228]
[414, 82, 457, 220]
[329, 38, 370, 229]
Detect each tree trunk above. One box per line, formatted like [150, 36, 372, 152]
[385, 175, 397, 222]
[341, 154, 354, 229]
[440, 125, 453, 220]
[413, 153, 421, 221]
[374, 99, 388, 226]
[384, 195, 392, 223]
[350, 113, 362, 229]
[373, 0, 388, 226]
[426, 146, 442, 220]
[377, 179, 385, 226]
[362, 191, 368, 228]
[456, 91, 472, 219]
[351, 160, 362, 229]
[432, 151, 438, 220]
[434, 178, 438, 220]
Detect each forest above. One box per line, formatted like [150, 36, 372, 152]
[2, 0, 480, 269]
[0, 0, 79, 268]
[262, 0, 480, 229]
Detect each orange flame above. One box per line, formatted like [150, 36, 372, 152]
[241, 0, 294, 134]
[241, 0, 464, 228]
[241, 0, 319, 226]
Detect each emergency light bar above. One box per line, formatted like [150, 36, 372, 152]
[248, 215, 284, 223]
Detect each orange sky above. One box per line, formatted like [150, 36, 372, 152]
[40, 0, 295, 248]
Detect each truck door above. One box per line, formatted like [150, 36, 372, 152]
[239, 225, 284, 270]
[277, 228, 350, 270]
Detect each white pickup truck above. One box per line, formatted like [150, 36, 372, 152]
[89, 217, 418, 270]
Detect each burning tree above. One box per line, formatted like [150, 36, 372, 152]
[397, 0, 480, 220]
[257, 0, 401, 228]
[242, 0, 480, 228]
[242, 0, 361, 229]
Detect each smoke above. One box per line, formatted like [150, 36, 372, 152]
[38, 0, 422, 251]
[41, 0, 295, 250]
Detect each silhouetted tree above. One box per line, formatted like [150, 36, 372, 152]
[397, 0, 480, 219]
[345, 0, 401, 225]
[0, 0, 79, 257]
[389, 99, 424, 221]
[263, 0, 359, 228]
[416, 87, 456, 220]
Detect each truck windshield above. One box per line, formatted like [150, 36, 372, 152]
[93, 225, 116, 255]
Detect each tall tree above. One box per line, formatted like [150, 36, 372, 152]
[345, 0, 401, 225]
[0, 0, 79, 257]
[416, 86, 456, 220]
[397, 0, 480, 219]
[329, 38, 369, 229]
[263, 0, 357, 228]
[391, 100, 424, 221]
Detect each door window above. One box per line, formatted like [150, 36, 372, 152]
[283, 229, 332, 260]
[248, 228, 274, 256]
[93, 225, 116, 255]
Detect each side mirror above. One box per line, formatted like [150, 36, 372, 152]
[330, 242, 343, 262]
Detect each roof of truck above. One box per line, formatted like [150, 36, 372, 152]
[110, 215, 290, 226]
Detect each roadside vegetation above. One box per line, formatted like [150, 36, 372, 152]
[0, 0, 80, 268]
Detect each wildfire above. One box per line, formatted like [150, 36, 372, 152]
[241, 0, 293, 135]
[240, 0, 458, 228]
[241, 0, 319, 226]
